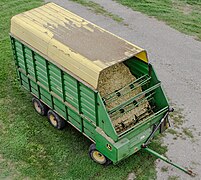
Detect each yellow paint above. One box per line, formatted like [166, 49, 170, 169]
[92, 151, 106, 163]
[49, 114, 57, 127]
[34, 101, 42, 114]
[10, 3, 148, 90]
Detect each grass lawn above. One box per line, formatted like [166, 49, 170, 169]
[116, 0, 201, 41]
[0, 0, 167, 179]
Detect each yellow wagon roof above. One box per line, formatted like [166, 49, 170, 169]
[10, 2, 148, 89]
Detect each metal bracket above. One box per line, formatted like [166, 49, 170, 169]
[148, 63, 152, 76]
[142, 107, 173, 148]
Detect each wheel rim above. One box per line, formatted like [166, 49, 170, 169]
[49, 114, 57, 127]
[92, 150, 106, 164]
[34, 101, 42, 114]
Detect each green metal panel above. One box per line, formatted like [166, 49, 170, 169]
[95, 130, 117, 163]
[38, 76, 48, 87]
[35, 56, 48, 89]
[49, 65, 63, 98]
[30, 81, 37, 90]
[149, 66, 169, 111]
[68, 116, 81, 131]
[68, 108, 82, 131]
[80, 84, 96, 123]
[129, 127, 152, 148]
[53, 97, 66, 119]
[53, 97, 66, 111]
[35, 63, 47, 74]
[97, 94, 118, 141]
[35, 54, 46, 65]
[20, 73, 28, 83]
[83, 118, 96, 140]
[113, 138, 129, 162]
[63, 73, 79, 109]
[10, 37, 18, 67]
[24, 47, 32, 55]
[20, 72, 29, 90]
[40, 87, 52, 107]
[124, 57, 149, 78]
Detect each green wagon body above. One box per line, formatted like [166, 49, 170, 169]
[10, 3, 169, 164]
[10, 36, 169, 163]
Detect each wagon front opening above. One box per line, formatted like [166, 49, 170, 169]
[97, 57, 169, 136]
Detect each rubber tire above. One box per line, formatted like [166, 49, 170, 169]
[47, 110, 66, 130]
[89, 144, 112, 166]
[32, 97, 48, 116]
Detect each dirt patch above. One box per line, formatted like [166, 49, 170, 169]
[168, 175, 180, 180]
[127, 172, 136, 180]
[0, 154, 5, 163]
[181, 4, 193, 15]
[0, 154, 20, 179]
[172, 1, 193, 15]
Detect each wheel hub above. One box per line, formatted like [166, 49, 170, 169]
[92, 151, 106, 164]
[49, 114, 57, 127]
[34, 101, 42, 114]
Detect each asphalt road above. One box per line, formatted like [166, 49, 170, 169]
[45, 0, 201, 179]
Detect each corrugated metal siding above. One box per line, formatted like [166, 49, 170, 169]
[63, 73, 79, 109]
[80, 84, 96, 123]
[68, 109, 82, 131]
[11, 37, 98, 140]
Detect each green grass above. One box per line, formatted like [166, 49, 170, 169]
[168, 175, 180, 180]
[116, 0, 201, 40]
[169, 107, 184, 128]
[70, 0, 124, 22]
[161, 166, 168, 172]
[182, 127, 194, 139]
[0, 0, 167, 179]
[165, 105, 195, 141]
[166, 129, 178, 136]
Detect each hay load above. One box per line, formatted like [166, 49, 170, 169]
[98, 63, 153, 134]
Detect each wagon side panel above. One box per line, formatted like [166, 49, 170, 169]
[11, 36, 100, 142]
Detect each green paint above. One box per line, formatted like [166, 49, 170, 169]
[11, 35, 170, 164]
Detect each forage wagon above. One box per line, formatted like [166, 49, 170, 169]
[10, 3, 195, 175]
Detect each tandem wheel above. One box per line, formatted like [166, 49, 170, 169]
[32, 97, 48, 116]
[47, 110, 67, 130]
[89, 144, 112, 165]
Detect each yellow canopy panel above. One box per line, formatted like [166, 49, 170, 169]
[10, 2, 148, 89]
